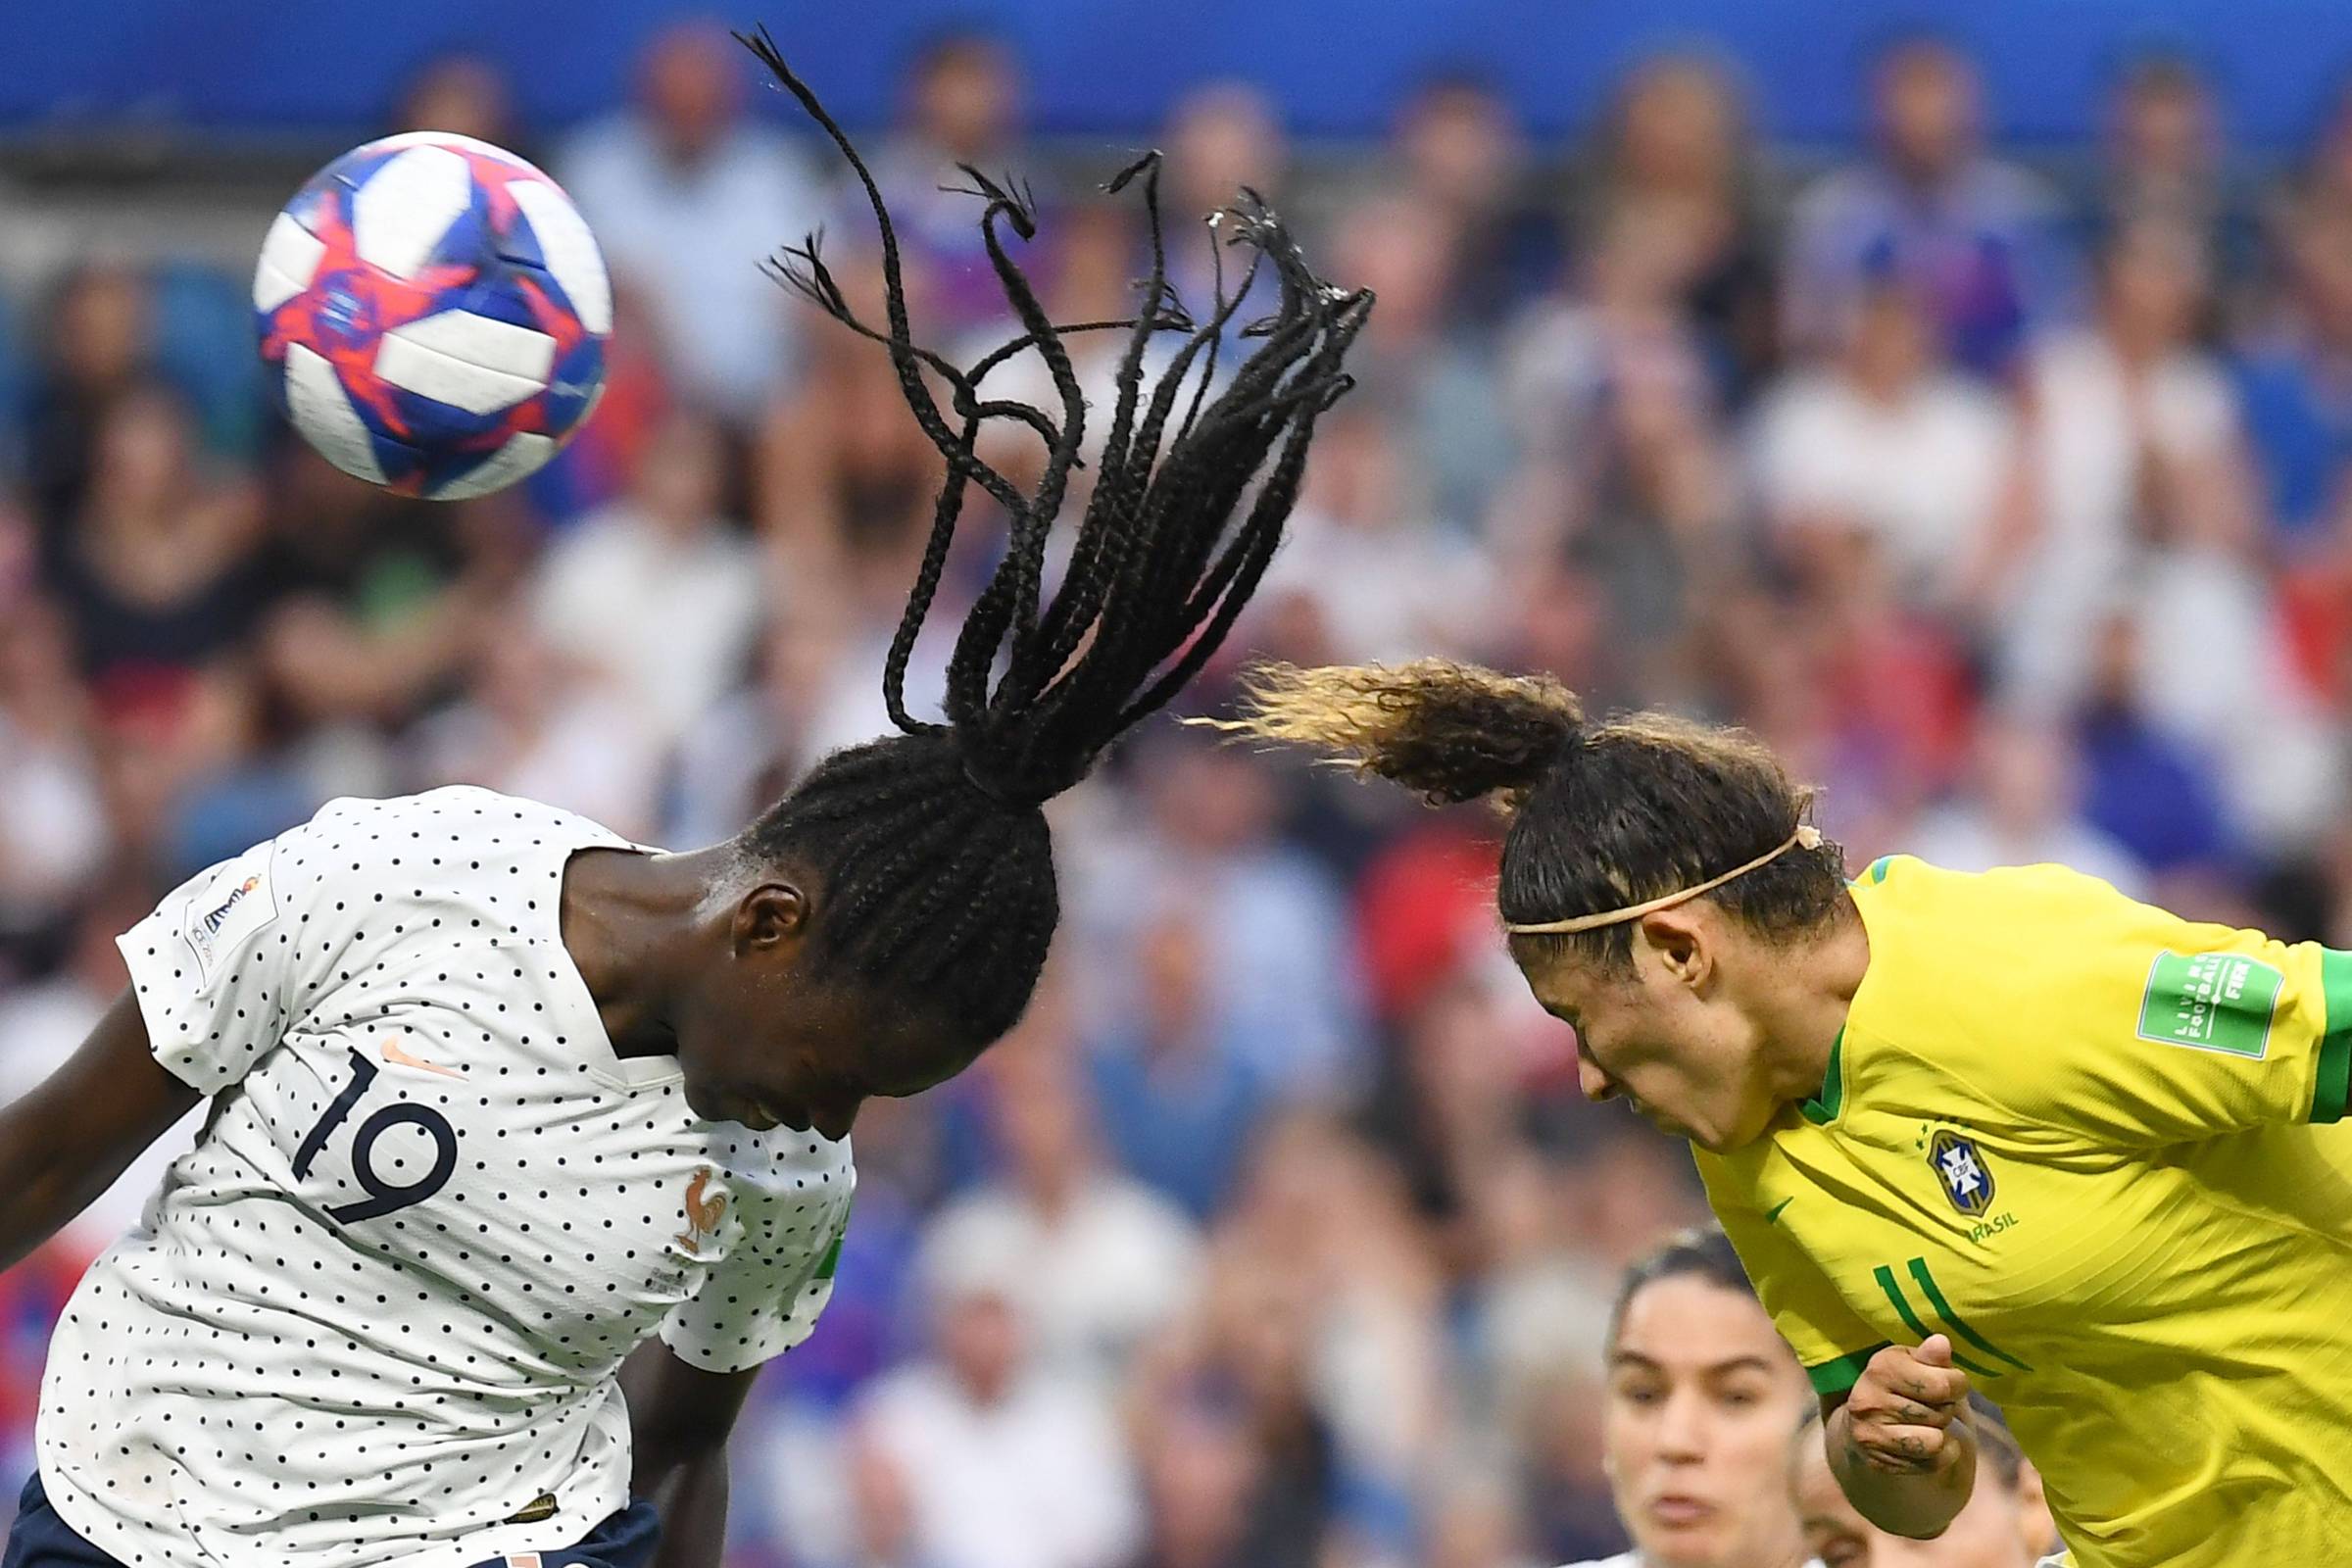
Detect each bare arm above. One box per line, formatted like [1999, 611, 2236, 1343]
[0, 990, 199, 1274]
[621, 1339, 760, 1568]
[1823, 1336, 1979, 1540]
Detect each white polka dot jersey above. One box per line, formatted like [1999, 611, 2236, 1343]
[37, 787, 855, 1568]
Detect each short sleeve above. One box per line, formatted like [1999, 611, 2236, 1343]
[2005, 886, 2352, 1147]
[1704, 1166, 1888, 1398]
[116, 834, 304, 1094]
[661, 1167, 853, 1374]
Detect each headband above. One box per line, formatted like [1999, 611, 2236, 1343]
[1502, 824, 1824, 936]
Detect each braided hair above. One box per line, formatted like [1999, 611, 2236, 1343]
[731, 30, 1371, 1051]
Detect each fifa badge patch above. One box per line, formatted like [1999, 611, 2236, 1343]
[2136, 950, 2282, 1059]
[184, 851, 278, 985]
[1928, 1130, 1995, 1216]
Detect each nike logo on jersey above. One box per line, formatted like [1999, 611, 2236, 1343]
[1765, 1198, 1795, 1224]
[379, 1036, 466, 1079]
[675, 1167, 729, 1252]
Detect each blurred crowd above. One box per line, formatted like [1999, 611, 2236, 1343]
[7, 18, 2352, 1568]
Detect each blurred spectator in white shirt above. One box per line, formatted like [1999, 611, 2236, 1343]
[1906, 714, 2151, 894]
[1753, 281, 2015, 612]
[560, 21, 826, 422]
[0, 885, 202, 1260]
[2000, 220, 2258, 716]
[858, 1213, 1142, 1568]
[0, 597, 108, 955]
[413, 614, 662, 840]
[1258, 405, 1499, 665]
[532, 406, 760, 745]
[922, 1010, 1202, 1386]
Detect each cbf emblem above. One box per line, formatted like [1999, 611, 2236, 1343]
[1929, 1130, 1995, 1216]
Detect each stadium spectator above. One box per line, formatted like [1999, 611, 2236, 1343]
[20, 265, 159, 548]
[1083, 906, 1271, 1221]
[2001, 219, 2256, 712]
[919, 1013, 1203, 1385]
[46, 384, 261, 703]
[0, 597, 107, 964]
[560, 19, 827, 422]
[531, 404, 760, 744]
[1590, 53, 1779, 405]
[1258, 402, 1500, 663]
[864, 29, 1039, 342]
[1502, 206, 1736, 700]
[391, 52, 520, 150]
[2234, 198, 2352, 555]
[1904, 712, 2151, 895]
[1388, 71, 1561, 333]
[1162, 81, 1291, 365]
[2085, 55, 2259, 317]
[1067, 731, 1370, 1102]
[411, 612, 663, 837]
[856, 1219, 1142, 1568]
[1784, 37, 2074, 377]
[1318, 199, 1516, 533]
[757, 259, 949, 612]
[1752, 279, 2016, 612]
[1123, 1404, 1262, 1568]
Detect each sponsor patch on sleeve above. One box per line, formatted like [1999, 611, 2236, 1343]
[2136, 950, 2282, 1059]
[183, 849, 279, 986]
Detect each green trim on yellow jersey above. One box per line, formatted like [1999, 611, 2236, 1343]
[1907, 1256, 2032, 1373]
[1803, 1342, 1889, 1396]
[2317, 949, 2352, 1124]
[1801, 1031, 1847, 1125]
[1863, 855, 1893, 884]
[1873, 1264, 1999, 1379]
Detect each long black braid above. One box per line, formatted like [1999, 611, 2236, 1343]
[732, 30, 1372, 1048]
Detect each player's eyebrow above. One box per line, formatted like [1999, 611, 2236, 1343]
[1609, 1349, 1780, 1377]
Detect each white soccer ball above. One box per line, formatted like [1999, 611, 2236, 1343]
[254, 132, 612, 500]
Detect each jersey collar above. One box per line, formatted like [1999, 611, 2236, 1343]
[1799, 1028, 1846, 1125]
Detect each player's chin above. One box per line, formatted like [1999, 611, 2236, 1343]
[682, 1080, 772, 1128]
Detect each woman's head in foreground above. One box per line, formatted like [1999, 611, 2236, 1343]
[1603, 1226, 1811, 1568]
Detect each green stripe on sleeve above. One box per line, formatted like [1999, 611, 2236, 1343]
[1805, 1344, 1890, 1397]
[1865, 856, 1893, 885]
[1908, 1258, 2031, 1373]
[2315, 950, 2352, 1125]
[1874, 1264, 1996, 1380]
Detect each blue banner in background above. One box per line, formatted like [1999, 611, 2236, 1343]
[5, 0, 2352, 147]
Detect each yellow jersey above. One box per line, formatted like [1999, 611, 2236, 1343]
[1699, 855, 2352, 1568]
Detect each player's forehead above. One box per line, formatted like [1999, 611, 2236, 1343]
[1611, 1275, 1784, 1370]
[1517, 948, 1627, 1022]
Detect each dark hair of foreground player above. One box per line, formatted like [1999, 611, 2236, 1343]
[1211, 661, 1849, 977]
[567, 33, 1370, 1138]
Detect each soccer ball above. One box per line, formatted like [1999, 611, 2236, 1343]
[253, 132, 612, 500]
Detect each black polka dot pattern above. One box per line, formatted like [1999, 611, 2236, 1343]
[47, 787, 857, 1568]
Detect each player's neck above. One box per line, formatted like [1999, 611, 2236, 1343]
[560, 843, 733, 1060]
[1752, 902, 1870, 1110]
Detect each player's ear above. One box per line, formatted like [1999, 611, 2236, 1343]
[733, 882, 810, 956]
[1636, 906, 1710, 990]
